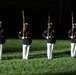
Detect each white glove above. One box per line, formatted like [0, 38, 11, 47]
[46, 37, 48, 39]
[22, 37, 24, 39]
[71, 36, 73, 38]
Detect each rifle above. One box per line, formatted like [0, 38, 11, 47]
[47, 12, 50, 37]
[22, 10, 25, 37]
[71, 12, 74, 37]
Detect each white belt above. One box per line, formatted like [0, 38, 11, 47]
[25, 37, 30, 38]
[47, 36, 54, 38]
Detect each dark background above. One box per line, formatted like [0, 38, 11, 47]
[0, 0, 76, 39]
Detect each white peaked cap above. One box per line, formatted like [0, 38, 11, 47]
[74, 23, 76, 26]
[25, 23, 28, 25]
[50, 23, 53, 25]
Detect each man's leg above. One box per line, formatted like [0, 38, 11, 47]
[0, 44, 2, 60]
[74, 43, 76, 57]
[47, 43, 49, 59]
[22, 45, 27, 59]
[71, 43, 75, 57]
[26, 45, 30, 59]
[47, 43, 54, 59]
[51, 44, 54, 58]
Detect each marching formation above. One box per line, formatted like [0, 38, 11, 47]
[0, 11, 76, 60]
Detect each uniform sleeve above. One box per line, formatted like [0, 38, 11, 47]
[18, 31, 22, 39]
[68, 29, 71, 38]
[0, 30, 4, 37]
[42, 30, 47, 38]
[0, 29, 6, 44]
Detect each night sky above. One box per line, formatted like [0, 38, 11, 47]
[0, 0, 76, 39]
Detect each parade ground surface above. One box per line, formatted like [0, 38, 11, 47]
[0, 39, 76, 75]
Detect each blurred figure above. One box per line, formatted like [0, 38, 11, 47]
[0, 21, 5, 60]
[42, 23, 56, 59]
[68, 23, 76, 57]
[18, 23, 32, 60]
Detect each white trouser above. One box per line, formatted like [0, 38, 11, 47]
[71, 43, 76, 57]
[22, 45, 30, 59]
[47, 43, 54, 59]
[0, 44, 2, 60]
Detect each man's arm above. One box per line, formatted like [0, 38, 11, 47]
[42, 30, 48, 39]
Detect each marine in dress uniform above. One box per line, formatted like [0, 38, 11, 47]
[0, 21, 5, 60]
[18, 23, 32, 60]
[68, 23, 76, 57]
[42, 23, 56, 59]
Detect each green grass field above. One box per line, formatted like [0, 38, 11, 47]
[0, 39, 76, 75]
